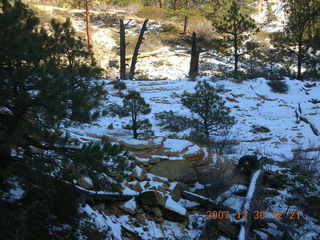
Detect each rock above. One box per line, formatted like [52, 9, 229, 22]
[250, 125, 271, 134]
[119, 140, 158, 151]
[200, 219, 239, 239]
[150, 160, 196, 180]
[151, 207, 162, 218]
[237, 155, 259, 177]
[183, 148, 205, 161]
[162, 196, 188, 223]
[78, 176, 94, 189]
[132, 166, 146, 181]
[305, 196, 320, 220]
[136, 191, 164, 207]
[171, 183, 188, 202]
[121, 199, 137, 215]
[93, 203, 105, 211]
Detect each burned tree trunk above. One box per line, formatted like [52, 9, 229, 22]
[189, 32, 200, 80]
[129, 19, 149, 80]
[119, 19, 126, 80]
[85, 0, 91, 48]
[183, 16, 188, 34]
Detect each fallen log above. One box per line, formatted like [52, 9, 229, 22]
[182, 191, 233, 212]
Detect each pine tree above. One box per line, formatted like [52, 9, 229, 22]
[0, 1, 106, 171]
[111, 91, 152, 139]
[214, 1, 257, 74]
[274, 0, 320, 80]
[181, 81, 235, 143]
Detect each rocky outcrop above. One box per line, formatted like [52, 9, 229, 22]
[136, 191, 164, 207]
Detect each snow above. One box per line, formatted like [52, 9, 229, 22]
[83, 176, 93, 186]
[165, 196, 187, 216]
[67, 77, 320, 164]
[223, 196, 245, 211]
[163, 139, 193, 153]
[133, 165, 143, 177]
[123, 198, 136, 211]
[9, 185, 25, 201]
[238, 225, 246, 240]
[122, 185, 139, 195]
[184, 145, 201, 155]
[243, 170, 261, 211]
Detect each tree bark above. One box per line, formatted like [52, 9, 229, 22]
[183, 16, 188, 34]
[189, 32, 199, 80]
[119, 19, 126, 80]
[159, 0, 162, 8]
[297, 41, 303, 80]
[234, 34, 239, 74]
[85, 0, 91, 48]
[129, 19, 149, 80]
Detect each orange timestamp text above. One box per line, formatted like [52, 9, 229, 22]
[207, 210, 302, 221]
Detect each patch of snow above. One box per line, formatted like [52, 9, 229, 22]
[163, 139, 193, 153]
[184, 145, 201, 155]
[243, 170, 261, 211]
[123, 198, 136, 211]
[224, 196, 245, 211]
[165, 196, 187, 216]
[122, 185, 139, 195]
[238, 225, 246, 240]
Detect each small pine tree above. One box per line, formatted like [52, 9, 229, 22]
[181, 81, 235, 144]
[111, 90, 152, 139]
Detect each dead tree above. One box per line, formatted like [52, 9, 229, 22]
[119, 19, 126, 80]
[85, 0, 91, 48]
[183, 0, 189, 34]
[189, 32, 200, 80]
[129, 19, 149, 80]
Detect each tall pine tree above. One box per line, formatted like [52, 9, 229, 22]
[0, 1, 106, 171]
[213, 1, 257, 74]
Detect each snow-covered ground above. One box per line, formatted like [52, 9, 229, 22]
[70, 77, 320, 163]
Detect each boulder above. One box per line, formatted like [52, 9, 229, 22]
[237, 155, 259, 177]
[136, 191, 164, 207]
[119, 140, 158, 151]
[183, 148, 205, 161]
[171, 183, 188, 202]
[162, 196, 188, 223]
[78, 176, 94, 189]
[305, 196, 320, 220]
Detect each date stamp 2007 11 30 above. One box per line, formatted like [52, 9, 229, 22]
[207, 210, 302, 221]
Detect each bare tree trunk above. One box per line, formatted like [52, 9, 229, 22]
[85, 0, 91, 48]
[2, 0, 10, 12]
[234, 34, 239, 74]
[119, 19, 126, 80]
[129, 19, 149, 80]
[173, 0, 177, 10]
[189, 32, 200, 80]
[183, 16, 188, 34]
[297, 41, 303, 80]
[159, 0, 162, 8]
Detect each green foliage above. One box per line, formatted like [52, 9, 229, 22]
[155, 110, 192, 132]
[109, 90, 152, 139]
[0, 1, 106, 170]
[181, 81, 235, 144]
[267, 79, 289, 94]
[61, 141, 132, 183]
[213, 1, 257, 74]
[274, 0, 320, 79]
